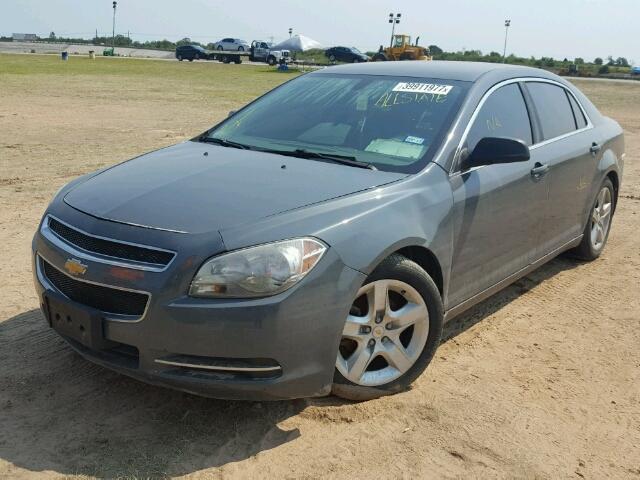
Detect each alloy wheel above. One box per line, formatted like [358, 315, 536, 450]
[336, 279, 429, 387]
[590, 186, 612, 251]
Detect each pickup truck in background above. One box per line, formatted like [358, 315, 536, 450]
[249, 40, 291, 65]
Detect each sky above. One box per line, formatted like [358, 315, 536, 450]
[2, 0, 638, 64]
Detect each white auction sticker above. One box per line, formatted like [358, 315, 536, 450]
[392, 82, 453, 95]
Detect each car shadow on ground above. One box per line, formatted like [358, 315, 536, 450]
[0, 254, 582, 478]
[0, 308, 305, 478]
[440, 254, 583, 344]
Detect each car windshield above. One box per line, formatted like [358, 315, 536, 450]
[204, 73, 469, 173]
[351, 47, 362, 53]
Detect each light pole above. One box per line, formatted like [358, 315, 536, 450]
[112, 1, 117, 50]
[502, 19, 510, 63]
[288, 28, 293, 38]
[389, 13, 401, 48]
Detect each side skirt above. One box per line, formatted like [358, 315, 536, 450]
[443, 235, 583, 322]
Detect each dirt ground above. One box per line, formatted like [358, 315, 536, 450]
[0, 55, 638, 479]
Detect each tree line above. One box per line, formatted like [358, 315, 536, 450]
[424, 45, 632, 74]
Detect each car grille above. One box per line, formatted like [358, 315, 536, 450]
[41, 258, 149, 317]
[48, 217, 174, 266]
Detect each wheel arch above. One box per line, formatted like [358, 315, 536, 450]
[395, 246, 444, 297]
[606, 169, 619, 210]
[363, 239, 444, 299]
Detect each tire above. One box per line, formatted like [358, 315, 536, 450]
[217, 45, 223, 51]
[194, 54, 200, 60]
[352, 57, 359, 63]
[234, 57, 242, 64]
[399, 53, 414, 61]
[177, 55, 183, 61]
[569, 177, 615, 260]
[329, 54, 336, 63]
[222, 56, 230, 64]
[238, 46, 244, 51]
[372, 53, 388, 62]
[188, 58, 194, 62]
[332, 254, 444, 401]
[267, 56, 276, 66]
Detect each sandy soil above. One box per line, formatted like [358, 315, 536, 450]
[0, 59, 639, 479]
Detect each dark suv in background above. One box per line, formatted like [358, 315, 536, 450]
[176, 45, 209, 61]
[325, 46, 369, 63]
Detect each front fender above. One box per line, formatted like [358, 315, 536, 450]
[219, 163, 454, 293]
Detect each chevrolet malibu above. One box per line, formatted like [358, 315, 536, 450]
[33, 62, 624, 401]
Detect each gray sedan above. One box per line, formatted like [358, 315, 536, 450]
[32, 61, 624, 401]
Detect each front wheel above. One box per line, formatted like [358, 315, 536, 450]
[332, 254, 443, 401]
[570, 178, 615, 260]
[267, 56, 276, 66]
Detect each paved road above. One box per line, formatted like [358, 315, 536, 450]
[0, 41, 174, 59]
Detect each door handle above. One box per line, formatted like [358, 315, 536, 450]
[590, 142, 602, 154]
[530, 162, 549, 179]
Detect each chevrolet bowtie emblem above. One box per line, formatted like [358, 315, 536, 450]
[64, 258, 88, 276]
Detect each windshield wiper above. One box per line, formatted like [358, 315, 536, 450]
[199, 136, 252, 150]
[263, 148, 377, 170]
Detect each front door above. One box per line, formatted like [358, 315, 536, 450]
[447, 82, 546, 308]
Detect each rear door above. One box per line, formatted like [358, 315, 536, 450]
[523, 81, 596, 254]
[447, 82, 545, 307]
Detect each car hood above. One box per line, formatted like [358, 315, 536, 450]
[64, 141, 406, 234]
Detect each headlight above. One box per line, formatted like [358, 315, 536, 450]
[189, 238, 327, 298]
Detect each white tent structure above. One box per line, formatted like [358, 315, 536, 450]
[272, 34, 323, 52]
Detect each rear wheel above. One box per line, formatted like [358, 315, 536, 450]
[332, 254, 443, 401]
[329, 54, 336, 63]
[570, 178, 615, 260]
[267, 55, 277, 66]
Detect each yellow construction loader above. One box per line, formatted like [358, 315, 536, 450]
[372, 35, 432, 61]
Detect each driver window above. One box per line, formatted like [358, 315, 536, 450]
[466, 83, 533, 153]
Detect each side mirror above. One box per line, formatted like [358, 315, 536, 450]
[463, 137, 530, 170]
[228, 110, 237, 118]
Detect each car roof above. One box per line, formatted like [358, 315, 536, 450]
[314, 60, 559, 83]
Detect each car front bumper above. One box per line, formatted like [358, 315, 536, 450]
[32, 208, 365, 400]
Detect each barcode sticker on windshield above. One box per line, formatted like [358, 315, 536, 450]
[392, 82, 453, 95]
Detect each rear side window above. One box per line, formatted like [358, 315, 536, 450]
[466, 83, 533, 151]
[567, 92, 588, 129]
[527, 82, 577, 140]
